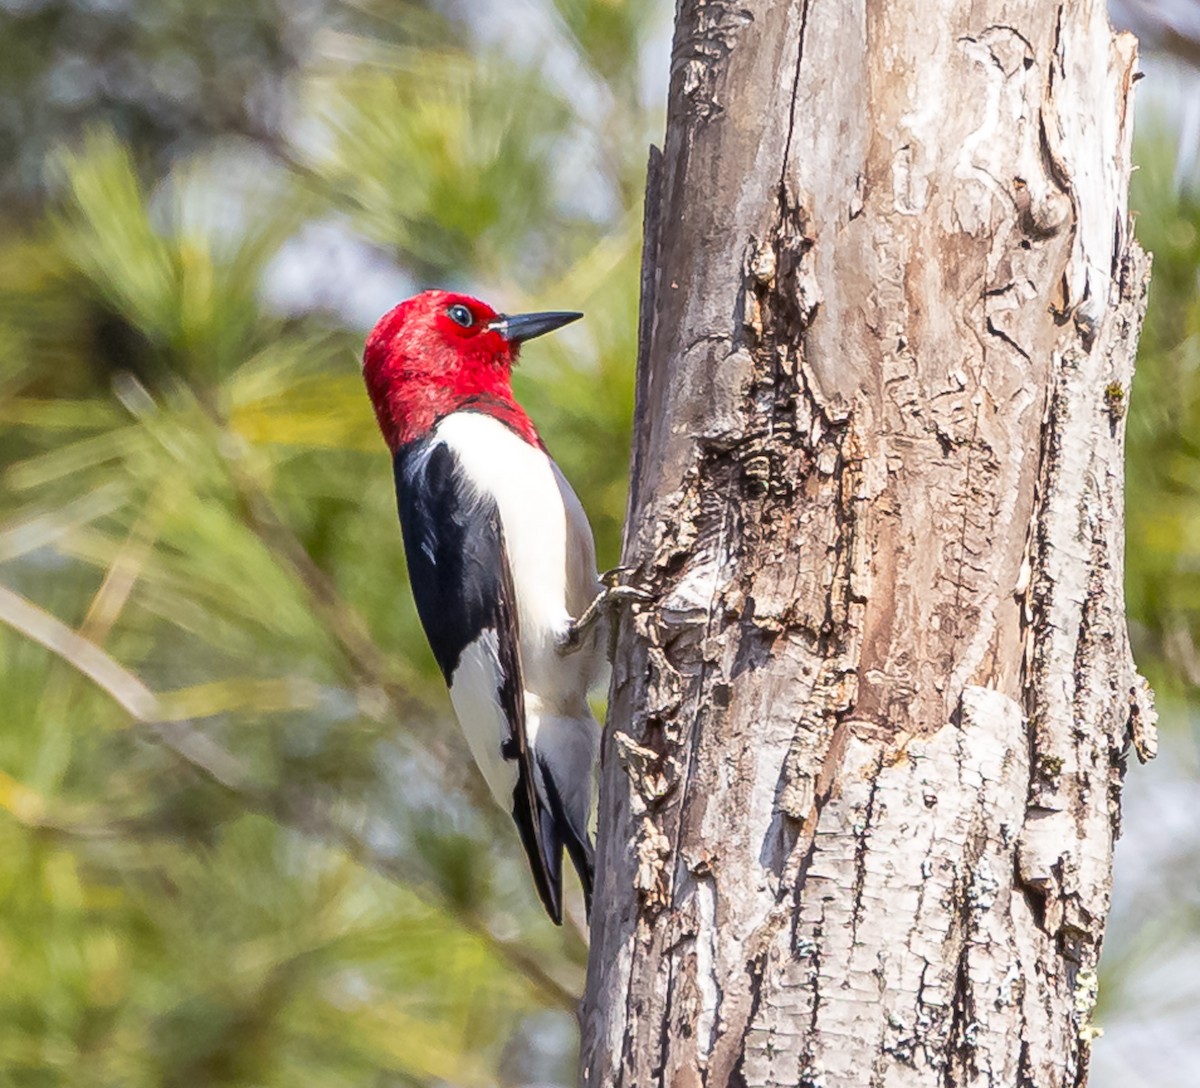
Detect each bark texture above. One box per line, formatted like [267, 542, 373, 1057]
[581, 1, 1157, 1085]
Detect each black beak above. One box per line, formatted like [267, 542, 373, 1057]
[489, 310, 583, 343]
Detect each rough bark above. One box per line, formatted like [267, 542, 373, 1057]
[581, 1, 1157, 1086]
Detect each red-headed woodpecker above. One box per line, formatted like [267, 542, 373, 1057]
[362, 289, 603, 924]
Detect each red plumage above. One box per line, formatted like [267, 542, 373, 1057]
[362, 290, 541, 450]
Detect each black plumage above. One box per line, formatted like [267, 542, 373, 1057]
[394, 437, 569, 922]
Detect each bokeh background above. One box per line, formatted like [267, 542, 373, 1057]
[0, 1, 1195, 1085]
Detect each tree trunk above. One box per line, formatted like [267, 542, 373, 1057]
[581, 1, 1157, 1085]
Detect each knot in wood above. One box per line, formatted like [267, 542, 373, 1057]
[749, 240, 776, 285]
[1015, 177, 1073, 239]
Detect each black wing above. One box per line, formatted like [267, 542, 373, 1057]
[394, 439, 565, 923]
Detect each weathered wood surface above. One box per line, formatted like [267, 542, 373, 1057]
[581, 1, 1156, 1085]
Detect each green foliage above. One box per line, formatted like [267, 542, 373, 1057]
[312, 56, 575, 279]
[1126, 133, 1200, 701]
[0, 1, 656, 1083]
[1092, 128, 1200, 1075]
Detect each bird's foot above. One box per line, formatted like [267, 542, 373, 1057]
[558, 573, 652, 655]
[599, 565, 635, 590]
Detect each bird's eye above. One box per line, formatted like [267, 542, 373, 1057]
[447, 304, 474, 328]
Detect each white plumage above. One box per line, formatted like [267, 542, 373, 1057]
[433, 411, 604, 852]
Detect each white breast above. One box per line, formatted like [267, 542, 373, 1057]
[433, 411, 603, 712]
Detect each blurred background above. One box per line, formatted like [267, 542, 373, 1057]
[0, 0, 1194, 1084]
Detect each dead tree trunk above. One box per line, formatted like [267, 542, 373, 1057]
[581, 1, 1157, 1085]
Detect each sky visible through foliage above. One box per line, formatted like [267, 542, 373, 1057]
[0, 1, 1195, 1085]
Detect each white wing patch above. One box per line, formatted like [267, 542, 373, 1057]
[448, 628, 519, 808]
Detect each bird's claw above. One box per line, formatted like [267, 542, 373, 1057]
[601, 584, 652, 606]
[558, 577, 652, 655]
[599, 565, 636, 590]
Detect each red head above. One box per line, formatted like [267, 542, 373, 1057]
[362, 289, 582, 450]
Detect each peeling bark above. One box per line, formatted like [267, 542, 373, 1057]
[581, 1, 1156, 1085]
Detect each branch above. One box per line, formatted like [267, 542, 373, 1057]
[0, 582, 160, 722]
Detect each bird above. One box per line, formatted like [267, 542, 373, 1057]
[362, 289, 606, 924]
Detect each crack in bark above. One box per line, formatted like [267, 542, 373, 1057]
[728, 951, 768, 1088]
[943, 934, 976, 1087]
[848, 754, 885, 948]
[984, 315, 1033, 361]
[778, 0, 812, 192]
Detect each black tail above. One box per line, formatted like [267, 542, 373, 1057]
[511, 756, 595, 925]
[511, 765, 562, 924]
[538, 757, 595, 919]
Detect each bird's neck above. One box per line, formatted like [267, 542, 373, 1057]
[380, 371, 541, 451]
